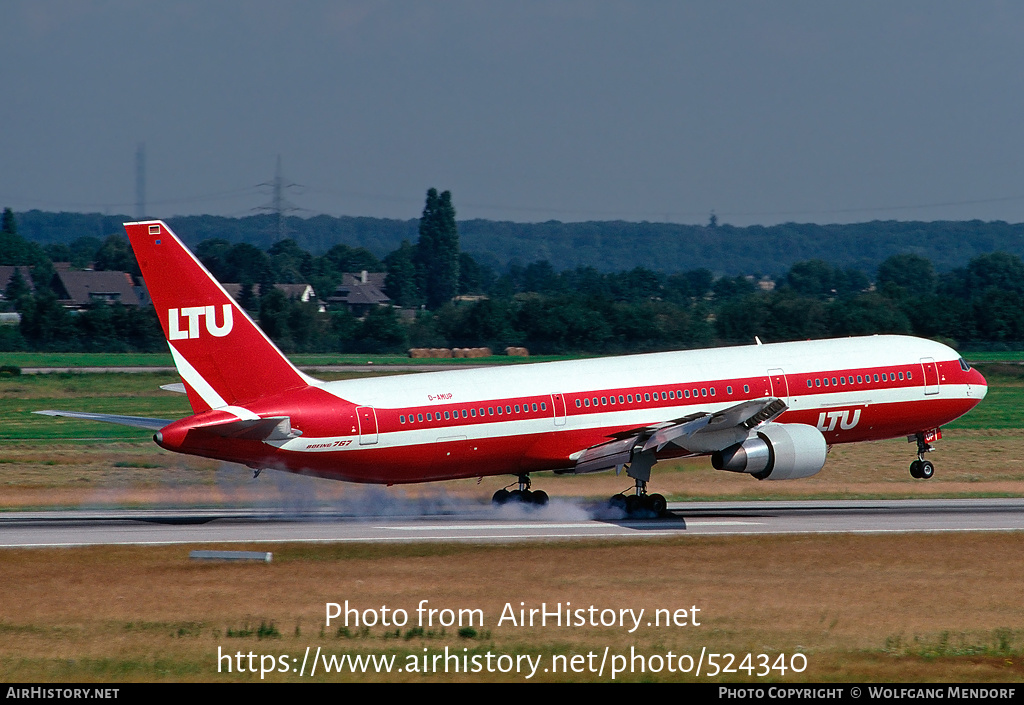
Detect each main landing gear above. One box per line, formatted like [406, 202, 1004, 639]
[609, 479, 667, 518]
[909, 432, 936, 480]
[492, 474, 549, 507]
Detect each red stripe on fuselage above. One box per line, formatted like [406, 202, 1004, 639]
[215, 395, 981, 484]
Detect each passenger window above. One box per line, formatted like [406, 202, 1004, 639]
[832, 378, 837, 386]
[815, 379, 821, 387]
[669, 390, 675, 399]
[514, 405, 520, 413]
[701, 388, 707, 397]
[417, 413, 423, 422]
[898, 372, 904, 380]
[807, 380, 812, 388]
[400, 415, 406, 424]
[497, 407, 503, 415]
[532, 403, 538, 411]
[601, 397, 607, 405]
[684, 390, 691, 398]
[644, 393, 651, 402]
[618, 395, 624, 403]
[710, 387, 716, 396]
[824, 378, 829, 387]
[726, 386, 732, 394]
[907, 371, 912, 380]
[873, 374, 879, 382]
[488, 407, 494, 415]
[541, 402, 547, 411]
[857, 375, 863, 383]
[744, 385, 750, 393]
[444, 411, 450, 420]
[506, 405, 512, 414]
[426, 413, 433, 421]
[470, 409, 477, 417]
[576, 399, 581, 408]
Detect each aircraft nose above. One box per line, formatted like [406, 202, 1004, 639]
[969, 367, 987, 400]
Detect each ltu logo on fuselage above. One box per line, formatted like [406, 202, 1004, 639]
[168, 305, 233, 340]
[816, 409, 861, 432]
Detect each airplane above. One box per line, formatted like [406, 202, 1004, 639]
[37, 220, 988, 517]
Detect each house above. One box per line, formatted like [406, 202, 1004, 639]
[51, 270, 144, 309]
[327, 271, 391, 317]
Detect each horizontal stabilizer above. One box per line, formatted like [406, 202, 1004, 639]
[160, 383, 187, 394]
[34, 410, 172, 431]
[191, 416, 301, 442]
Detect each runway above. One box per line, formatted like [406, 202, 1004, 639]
[2, 498, 1024, 548]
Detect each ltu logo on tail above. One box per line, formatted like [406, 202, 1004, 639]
[168, 305, 233, 340]
[816, 409, 861, 432]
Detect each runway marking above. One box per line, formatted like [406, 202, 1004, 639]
[685, 520, 763, 526]
[379, 523, 605, 531]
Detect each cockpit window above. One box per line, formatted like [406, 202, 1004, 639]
[959, 358, 971, 372]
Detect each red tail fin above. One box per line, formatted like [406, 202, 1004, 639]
[125, 220, 311, 412]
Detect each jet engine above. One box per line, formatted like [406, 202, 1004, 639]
[711, 423, 827, 480]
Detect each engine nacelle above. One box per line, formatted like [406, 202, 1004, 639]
[711, 423, 827, 480]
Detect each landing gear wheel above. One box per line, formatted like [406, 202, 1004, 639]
[910, 460, 923, 479]
[508, 489, 524, 503]
[492, 489, 510, 505]
[531, 490, 549, 506]
[648, 493, 667, 516]
[609, 494, 627, 511]
[919, 460, 934, 480]
[520, 489, 534, 504]
[625, 495, 642, 515]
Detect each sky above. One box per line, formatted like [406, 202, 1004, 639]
[2, 1, 1024, 227]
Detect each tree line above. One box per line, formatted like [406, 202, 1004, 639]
[15, 209, 1024, 277]
[2, 198, 1024, 355]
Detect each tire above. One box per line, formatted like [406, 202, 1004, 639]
[609, 494, 627, 510]
[648, 493, 667, 516]
[625, 495, 642, 515]
[919, 460, 934, 479]
[910, 460, 922, 479]
[531, 490, 549, 506]
[492, 489, 510, 505]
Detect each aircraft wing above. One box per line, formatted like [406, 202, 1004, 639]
[33, 410, 173, 430]
[570, 397, 787, 474]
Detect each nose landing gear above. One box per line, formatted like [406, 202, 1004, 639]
[909, 431, 936, 479]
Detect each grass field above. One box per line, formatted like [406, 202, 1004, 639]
[2, 535, 1024, 682]
[0, 361, 1022, 682]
